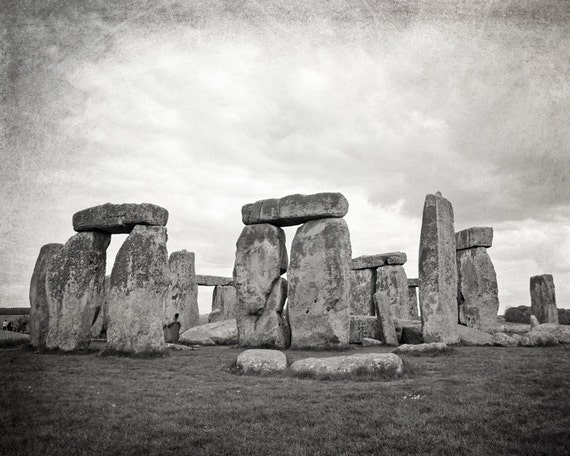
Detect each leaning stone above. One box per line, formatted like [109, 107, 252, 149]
[46, 232, 110, 351]
[242, 192, 349, 227]
[166, 250, 199, 332]
[529, 315, 540, 329]
[418, 192, 459, 344]
[349, 316, 381, 343]
[106, 225, 169, 355]
[290, 353, 403, 378]
[236, 349, 287, 374]
[518, 331, 558, 347]
[349, 269, 375, 315]
[179, 319, 238, 345]
[531, 323, 570, 344]
[530, 274, 559, 324]
[195, 275, 234, 287]
[455, 227, 493, 250]
[492, 332, 518, 347]
[393, 342, 448, 356]
[72, 203, 168, 234]
[29, 243, 63, 349]
[377, 265, 410, 320]
[288, 218, 352, 348]
[350, 252, 407, 270]
[456, 324, 493, 346]
[374, 291, 399, 346]
[91, 275, 110, 338]
[362, 338, 383, 347]
[209, 285, 237, 323]
[456, 246, 499, 333]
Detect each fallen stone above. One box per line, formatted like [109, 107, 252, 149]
[209, 285, 237, 323]
[530, 315, 540, 329]
[349, 316, 381, 343]
[236, 349, 287, 374]
[456, 246, 499, 333]
[195, 275, 234, 287]
[531, 323, 570, 344]
[288, 218, 352, 348]
[349, 269, 375, 315]
[179, 319, 238, 345]
[530, 274, 559, 324]
[242, 192, 349, 227]
[374, 291, 399, 346]
[91, 275, 110, 338]
[166, 343, 196, 351]
[362, 338, 383, 347]
[456, 324, 493, 346]
[376, 265, 411, 320]
[290, 353, 403, 378]
[492, 332, 518, 347]
[418, 192, 459, 344]
[72, 203, 168, 234]
[455, 227, 493, 250]
[393, 342, 448, 356]
[46, 232, 110, 351]
[29, 243, 63, 349]
[167, 250, 199, 333]
[350, 252, 407, 270]
[106, 225, 169, 355]
[518, 331, 558, 347]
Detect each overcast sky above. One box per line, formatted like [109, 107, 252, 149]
[2, 0, 569, 315]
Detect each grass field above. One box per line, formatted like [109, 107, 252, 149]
[1, 343, 569, 455]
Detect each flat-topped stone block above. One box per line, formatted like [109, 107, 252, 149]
[195, 275, 234, 287]
[72, 203, 168, 234]
[242, 192, 348, 227]
[455, 227, 493, 250]
[350, 252, 407, 270]
[408, 278, 419, 287]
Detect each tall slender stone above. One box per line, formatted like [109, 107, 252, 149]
[349, 269, 376, 315]
[418, 192, 459, 344]
[106, 225, 169, 354]
[288, 218, 352, 348]
[209, 285, 237, 323]
[46, 232, 110, 351]
[374, 291, 399, 346]
[29, 243, 63, 348]
[407, 279, 419, 319]
[530, 274, 559, 324]
[376, 265, 410, 320]
[91, 275, 110, 338]
[167, 250, 199, 332]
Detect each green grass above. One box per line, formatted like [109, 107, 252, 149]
[1, 344, 569, 455]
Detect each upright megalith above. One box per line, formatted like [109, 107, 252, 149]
[46, 232, 110, 351]
[72, 203, 168, 234]
[106, 225, 169, 354]
[376, 265, 410, 320]
[167, 250, 199, 332]
[209, 285, 237, 323]
[407, 279, 419, 318]
[233, 223, 289, 348]
[29, 243, 63, 348]
[374, 291, 399, 346]
[530, 274, 559, 324]
[91, 275, 110, 338]
[288, 218, 352, 348]
[349, 269, 376, 316]
[418, 192, 459, 344]
[455, 228, 499, 333]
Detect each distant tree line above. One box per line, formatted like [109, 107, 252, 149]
[504, 305, 570, 325]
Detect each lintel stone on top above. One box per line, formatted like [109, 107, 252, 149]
[455, 227, 493, 250]
[408, 278, 420, 287]
[196, 275, 234, 287]
[73, 203, 168, 234]
[350, 252, 407, 270]
[241, 192, 349, 227]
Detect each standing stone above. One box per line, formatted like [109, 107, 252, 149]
[288, 218, 352, 348]
[377, 265, 410, 320]
[418, 192, 459, 344]
[209, 285, 238, 323]
[233, 224, 289, 347]
[167, 250, 199, 332]
[530, 274, 559, 324]
[349, 269, 375, 315]
[407, 279, 419, 319]
[106, 225, 169, 354]
[91, 275, 110, 338]
[29, 243, 63, 348]
[349, 316, 381, 343]
[46, 232, 110, 351]
[374, 291, 399, 346]
[456, 247, 499, 333]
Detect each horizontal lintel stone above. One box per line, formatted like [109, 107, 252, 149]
[455, 227, 493, 250]
[407, 278, 420, 287]
[196, 275, 234, 287]
[73, 203, 168, 234]
[350, 252, 407, 270]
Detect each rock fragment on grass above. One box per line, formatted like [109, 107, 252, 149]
[362, 338, 383, 347]
[518, 331, 558, 347]
[290, 353, 403, 378]
[236, 349, 287, 374]
[393, 342, 448, 356]
[530, 324, 570, 344]
[456, 324, 493, 346]
[491, 332, 518, 347]
[179, 319, 238, 345]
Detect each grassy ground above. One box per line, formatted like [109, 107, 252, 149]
[1, 343, 569, 456]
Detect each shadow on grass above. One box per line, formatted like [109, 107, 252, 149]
[0, 339, 29, 349]
[99, 348, 171, 359]
[394, 345, 456, 357]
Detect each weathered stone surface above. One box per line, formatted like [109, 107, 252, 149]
[106, 225, 169, 354]
[419, 192, 459, 344]
[374, 291, 399, 346]
[377, 265, 411, 320]
[163, 321, 181, 343]
[393, 342, 448, 355]
[531, 323, 570, 344]
[456, 324, 493, 346]
[166, 250, 199, 332]
[233, 224, 289, 348]
[530, 274, 559, 324]
[530, 315, 540, 328]
[408, 278, 420, 287]
[362, 337, 383, 346]
[288, 218, 352, 348]
[46, 232, 110, 351]
[166, 343, 195, 351]
[350, 252, 407, 270]
[455, 227, 493, 250]
[492, 332, 518, 347]
[73, 203, 168, 234]
[29, 243, 63, 348]
[518, 331, 558, 347]
[236, 349, 287, 374]
[179, 319, 238, 345]
[401, 326, 424, 344]
[209, 285, 237, 323]
[196, 275, 234, 287]
[456, 247, 499, 333]
[91, 275, 110, 338]
[349, 316, 381, 343]
[349, 269, 375, 315]
[242, 192, 349, 227]
[407, 286, 419, 318]
[394, 319, 422, 344]
[290, 353, 403, 378]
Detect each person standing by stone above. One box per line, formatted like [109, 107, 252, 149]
[2, 320, 7, 331]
